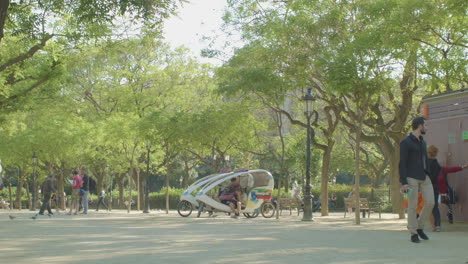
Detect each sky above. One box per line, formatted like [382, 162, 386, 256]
[162, 0, 232, 65]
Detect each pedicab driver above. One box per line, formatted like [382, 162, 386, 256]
[219, 177, 242, 218]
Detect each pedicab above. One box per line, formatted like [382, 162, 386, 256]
[177, 171, 235, 217]
[195, 169, 276, 218]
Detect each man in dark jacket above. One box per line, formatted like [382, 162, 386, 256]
[38, 175, 56, 216]
[399, 117, 434, 243]
[80, 169, 95, 215]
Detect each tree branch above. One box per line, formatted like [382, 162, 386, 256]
[0, 74, 50, 106]
[0, 34, 54, 72]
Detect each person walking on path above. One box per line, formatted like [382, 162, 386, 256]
[95, 190, 108, 211]
[37, 175, 56, 216]
[399, 117, 434, 243]
[68, 170, 82, 215]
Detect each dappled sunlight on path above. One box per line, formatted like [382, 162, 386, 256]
[1, 210, 467, 264]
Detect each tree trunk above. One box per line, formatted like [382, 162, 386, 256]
[0, 0, 9, 42]
[127, 170, 132, 213]
[276, 177, 282, 219]
[354, 106, 364, 225]
[283, 173, 290, 192]
[25, 181, 31, 209]
[57, 171, 65, 210]
[380, 137, 406, 219]
[8, 180, 13, 210]
[165, 172, 170, 214]
[109, 176, 114, 211]
[96, 175, 103, 196]
[93, 166, 104, 195]
[15, 171, 23, 210]
[183, 160, 190, 188]
[390, 146, 405, 218]
[136, 167, 140, 211]
[320, 143, 334, 216]
[118, 175, 124, 209]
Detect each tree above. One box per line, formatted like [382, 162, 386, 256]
[0, 0, 179, 114]
[222, 0, 467, 220]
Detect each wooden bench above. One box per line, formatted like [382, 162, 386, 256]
[344, 197, 383, 219]
[278, 198, 303, 216]
[344, 197, 370, 218]
[0, 199, 10, 210]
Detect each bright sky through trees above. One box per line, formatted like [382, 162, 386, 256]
[162, 0, 230, 65]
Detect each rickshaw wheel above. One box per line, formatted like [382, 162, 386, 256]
[261, 201, 276, 218]
[177, 200, 193, 217]
[243, 211, 259, 218]
[197, 203, 205, 218]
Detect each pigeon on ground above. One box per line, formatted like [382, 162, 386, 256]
[31, 215, 37, 220]
[9, 215, 16, 220]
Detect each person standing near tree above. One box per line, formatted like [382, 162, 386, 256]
[399, 117, 434, 243]
[80, 169, 95, 215]
[68, 170, 82, 215]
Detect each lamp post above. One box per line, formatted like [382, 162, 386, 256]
[302, 88, 316, 221]
[143, 142, 151, 213]
[31, 152, 38, 211]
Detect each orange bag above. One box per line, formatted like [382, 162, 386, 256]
[402, 192, 424, 215]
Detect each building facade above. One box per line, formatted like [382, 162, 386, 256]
[421, 89, 468, 222]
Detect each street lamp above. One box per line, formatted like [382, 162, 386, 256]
[302, 88, 316, 221]
[31, 152, 38, 211]
[143, 142, 151, 213]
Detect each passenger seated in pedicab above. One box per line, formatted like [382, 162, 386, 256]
[219, 177, 243, 218]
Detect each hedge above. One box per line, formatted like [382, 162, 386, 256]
[1, 185, 391, 211]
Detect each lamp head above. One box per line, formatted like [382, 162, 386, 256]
[302, 88, 316, 113]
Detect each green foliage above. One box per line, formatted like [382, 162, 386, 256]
[1, 0, 466, 215]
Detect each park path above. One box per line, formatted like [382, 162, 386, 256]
[1, 210, 467, 264]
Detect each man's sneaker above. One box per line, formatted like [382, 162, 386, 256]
[411, 234, 420, 243]
[417, 229, 429, 240]
[433, 226, 441, 232]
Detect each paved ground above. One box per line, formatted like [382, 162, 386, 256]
[1, 209, 467, 264]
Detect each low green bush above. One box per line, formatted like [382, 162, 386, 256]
[2, 185, 391, 211]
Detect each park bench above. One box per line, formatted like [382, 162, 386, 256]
[0, 199, 10, 210]
[278, 198, 303, 216]
[344, 197, 383, 219]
